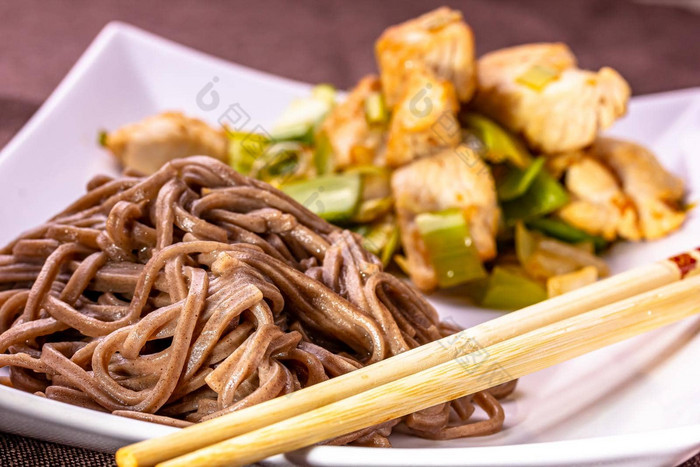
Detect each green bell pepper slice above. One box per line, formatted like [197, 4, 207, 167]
[497, 157, 546, 201]
[502, 170, 569, 224]
[526, 217, 608, 252]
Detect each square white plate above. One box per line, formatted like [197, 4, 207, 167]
[0, 22, 699, 467]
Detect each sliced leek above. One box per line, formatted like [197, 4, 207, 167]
[364, 91, 389, 126]
[314, 132, 334, 175]
[354, 219, 400, 267]
[353, 197, 394, 224]
[271, 84, 337, 144]
[416, 209, 486, 288]
[462, 113, 531, 168]
[516, 65, 561, 91]
[227, 131, 270, 175]
[282, 173, 362, 223]
[480, 266, 547, 310]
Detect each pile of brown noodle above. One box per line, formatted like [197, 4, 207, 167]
[0, 156, 513, 446]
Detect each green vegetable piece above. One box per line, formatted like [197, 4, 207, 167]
[516, 65, 561, 91]
[514, 221, 538, 266]
[353, 197, 393, 224]
[270, 123, 315, 145]
[526, 217, 608, 252]
[497, 157, 546, 201]
[480, 267, 547, 310]
[393, 254, 411, 276]
[98, 130, 108, 147]
[364, 91, 389, 126]
[314, 131, 334, 175]
[463, 113, 531, 168]
[254, 143, 307, 185]
[354, 220, 400, 267]
[502, 170, 570, 224]
[416, 209, 486, 288]
[381, 225, 401, 267]
[282, 173, 362, 223]
[271, 84, 336, 144]
[311, 84, 337, 106]
[227, 131, 270, 175]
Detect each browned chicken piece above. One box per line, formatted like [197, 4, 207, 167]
[592, 138, 686, 240]
[383, 69, 461, 168]
[375, 7, 477, 108]
[558, 137, 685, 241]
[392, 146, 499, 291]
[473, 43, 631, 154]
[318, 75, 386, 170]
[558, 156, 641, 241]
[546, 266, 598, 298]
[103, 112, 227, 175]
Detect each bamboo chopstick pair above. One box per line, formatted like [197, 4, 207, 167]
[117, 248, 700, 467]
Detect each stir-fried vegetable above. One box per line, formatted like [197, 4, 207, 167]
[270, 84, 337, 144]
[497, 156, 546, 201]
[502, 169, 569, 223]
[480, 266, 547, 310]
[345, 166, 393, 223]
[353, 218, 400, 267]
[313, 132, 334, 175]
[515, 222, 608, 280]
[227, 131, 270, 175]
[516, 65, 561, 91]
[462, 113, 531, 168]
[527, 217, 608, 252]
[415, 209, 486, 288]
[250, 142, 315, 186]
[353, 198, 393, 224]
[364, 91, 389, 126]
[282, 173, 363, 223]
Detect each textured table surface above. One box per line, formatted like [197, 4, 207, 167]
[0, 0, 698, 465]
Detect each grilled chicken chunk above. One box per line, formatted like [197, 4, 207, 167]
[392, 147, 499, 291]
[318, 75, 386, 170]
[376, 7, 477, 108]
[558, 138, 685, 241]
[383, 69, 461, 167]
[592, 138, 686, 240]
[473, 43, 630, 154]
[558, 156, 641, 241]
[103, 112, 227, 175]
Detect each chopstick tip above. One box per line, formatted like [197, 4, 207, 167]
[115, 448, 139, 467]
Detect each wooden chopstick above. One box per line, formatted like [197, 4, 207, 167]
[159, 271, 700, 467]
[116, 248, 700, 467]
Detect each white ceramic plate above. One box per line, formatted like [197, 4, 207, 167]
[0, 22, 698, 467]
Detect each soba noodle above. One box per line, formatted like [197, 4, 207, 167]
[0, 156, 514, 445]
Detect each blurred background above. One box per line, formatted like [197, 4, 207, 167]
[0, 0, 698, 149]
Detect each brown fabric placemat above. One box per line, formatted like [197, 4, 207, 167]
[1, 432, 115, 467]
[0, 0, 698, 466]
[0, 430, 698, 467]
